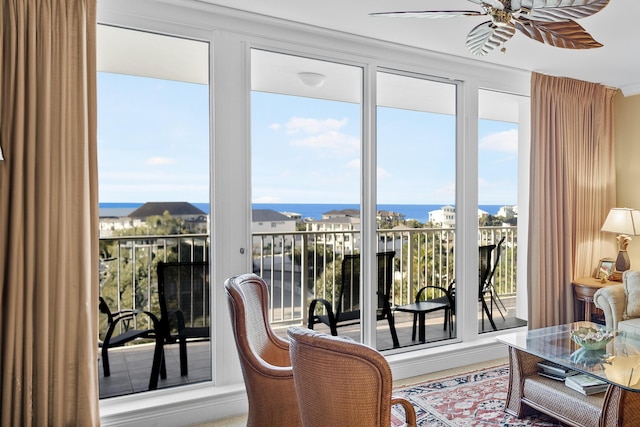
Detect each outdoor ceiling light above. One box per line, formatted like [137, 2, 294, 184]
[298, 72, 326, 88]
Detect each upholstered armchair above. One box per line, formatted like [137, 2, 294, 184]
[287, 326, 417, 427]
[225, 273, 302, 427]
[594, 270, 640, 334]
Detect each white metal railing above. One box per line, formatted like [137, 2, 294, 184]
[98, 226, 516, 329]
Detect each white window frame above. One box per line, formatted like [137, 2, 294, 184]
[97, 1, 530, 425]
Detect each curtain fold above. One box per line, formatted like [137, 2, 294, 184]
[0, 1, 99, 425]
[528, 72, 617, 329]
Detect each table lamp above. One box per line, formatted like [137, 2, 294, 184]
[601, 207, 640, 280]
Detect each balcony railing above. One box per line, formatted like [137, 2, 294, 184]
[98, 226, 516, 331]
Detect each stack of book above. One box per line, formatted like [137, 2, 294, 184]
[537, 361, 577, 381]
[564, 374, 608, 395]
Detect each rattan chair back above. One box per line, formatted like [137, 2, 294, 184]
[225, 273, 302, 427]
[287, 326, 416, 427]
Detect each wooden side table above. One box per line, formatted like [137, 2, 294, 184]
[571, 276, 617, 322]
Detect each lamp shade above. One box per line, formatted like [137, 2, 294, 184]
[601, 208, 640, 236]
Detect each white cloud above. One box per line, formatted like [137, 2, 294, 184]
[377, 167, 391, 179]
[433, 183, 456, 199]
[146, 156, 176, 165]
[346, 158, 360, 170]
[290, 131, 359, 152]
[479, 129, 518, 153]
[268, 123, 281, 131]
[285, 117, 348, 134]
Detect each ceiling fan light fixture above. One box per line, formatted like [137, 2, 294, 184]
[370, 0, 609, 56]
[298, 72, 326, 88]
[492, 9, 511, 25]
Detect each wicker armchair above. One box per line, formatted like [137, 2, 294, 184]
[287, 326, 417, 427]
[225, 273, 302, 427]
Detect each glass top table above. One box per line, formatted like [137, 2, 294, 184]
[497, 321, 640, 391]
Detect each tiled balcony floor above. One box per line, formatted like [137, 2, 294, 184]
[99, 296, 524, 399]
[98, 340, 213, 399]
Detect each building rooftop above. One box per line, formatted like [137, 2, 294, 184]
[128, 202, 206, 218]
[252, 209, 293, 222]
[322, 208, 360, 218]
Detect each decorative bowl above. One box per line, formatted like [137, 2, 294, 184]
[570, 326, 614, 350]
[570, 347, 613, 367]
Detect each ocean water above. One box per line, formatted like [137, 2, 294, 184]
[99, 202, 508, 223]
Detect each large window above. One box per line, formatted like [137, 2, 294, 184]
[97, 25, 211, 398]
[250, 49, 365, 343]
[96, 2, 531, 423]
[248, 55, 530, 351]
[477, 89, 528, 334]
[376, 72, 457, 348]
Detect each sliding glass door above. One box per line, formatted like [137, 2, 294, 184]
[97, 25, 211, 398]
[477, 89, 528, 334]
[376, 71, 458, 349]
[250, 49, 364, 343]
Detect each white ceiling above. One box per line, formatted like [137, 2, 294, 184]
[98, 25, 526, 122]
[97, 25, 209, 84]
[198, 0, 640, 96]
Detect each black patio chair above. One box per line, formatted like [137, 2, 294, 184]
[479, 243, 498, 331]
[308, 251, 400, 348]
[412, 236, 506, 336]
[482, 236, 507, 322]
[157, 261, 210, 376]
[98, 296, 166, 390]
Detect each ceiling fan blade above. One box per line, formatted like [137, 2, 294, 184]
[467, 0, 506, 10]
[514, 19, 603, 48]
[466, 21, 516, 55]
[519, 0, 609, 22]
[369, 10, 484, 19]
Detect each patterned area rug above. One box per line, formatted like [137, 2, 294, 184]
[391, 365, 562, 426]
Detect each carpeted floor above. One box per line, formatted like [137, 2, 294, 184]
[391, 364, 562, 426]
[193, 359, 565, 427]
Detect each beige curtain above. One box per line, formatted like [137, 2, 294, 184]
[528, 72, 617, 329]
[0, 1, 99, 426]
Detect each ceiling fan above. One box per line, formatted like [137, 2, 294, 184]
[370, 0, 610, 56]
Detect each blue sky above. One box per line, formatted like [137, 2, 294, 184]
[98, 73, 518, 205]
[97, 73, 209, 203]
